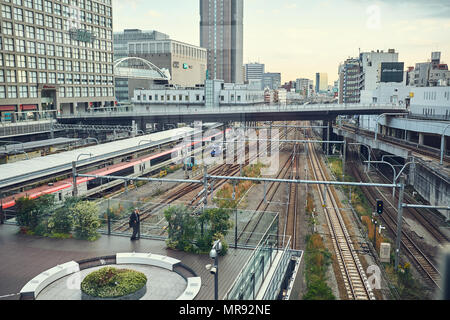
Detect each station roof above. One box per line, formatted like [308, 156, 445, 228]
[0, 138, 80, 155]
[0, 127, 196, 189]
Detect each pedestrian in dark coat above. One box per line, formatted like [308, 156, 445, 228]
[129, 209, 140, 240]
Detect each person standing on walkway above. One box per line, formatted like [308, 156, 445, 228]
[129, 208, 140, 241]
[0, 203, 4, 225]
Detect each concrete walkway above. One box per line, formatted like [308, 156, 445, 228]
[0, 224, 252, 300]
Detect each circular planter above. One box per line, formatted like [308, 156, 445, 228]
[81, 285, 147, 301]
[81, 267, 147, 300]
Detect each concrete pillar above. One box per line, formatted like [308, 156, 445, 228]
[419, 133, 425, 145]
[406, 130, 412, 142]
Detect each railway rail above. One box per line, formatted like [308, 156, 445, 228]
[350, 164, 442, 291]
[309, 140, 375, 300]
[365, 159, 449, 245]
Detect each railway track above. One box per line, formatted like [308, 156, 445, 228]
[350, 164, 442, 291]
[284, 130, 301, 250]
[341, 124, 450, 165]
[309, 141, 375, 300]
[366, 160, 449, 245]
[113, 127, 295, 234]
[237, 152, 294, 247]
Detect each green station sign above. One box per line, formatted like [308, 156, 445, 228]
[69, 29, 96, 43]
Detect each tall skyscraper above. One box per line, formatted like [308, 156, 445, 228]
[315, 73, 329, 93]
[200, 0, 244, 83]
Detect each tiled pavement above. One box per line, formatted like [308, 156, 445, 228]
[0, 224, 252, 300]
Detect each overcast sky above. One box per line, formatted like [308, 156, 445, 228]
[113, 0, 450, 84]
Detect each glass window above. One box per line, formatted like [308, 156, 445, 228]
[44, 0, 52, 14]
[15, 24, 25, 37]
[8, 86, 17, 99]
[19, 85, 28, 98]
[35, 0, 43, 11]
[29, 86, 37, 98]
[39, 72, 46, 83]
[2, 5, 12, 20]
[25, 25, 35, 39]
[35, 12, 44, 25]
[27, 56, 36, 68]
[18, 70, 27, 83]
[2, 22, 13, 35]
[16, 39, 26, 52]
[16, 55, 26, 68]
[29, 71, 37, 83]
[45, 15, 53, 28]
[47, 58, 55, 70]
[48, 73, 56, 84]
[47, 44, 55, 56]
[4, 38, 14, 51]
[24, 10, 33, 23]
[37, 42, 46, 55]
[14, 7, 23, 21]
[38, 57, 46, 69]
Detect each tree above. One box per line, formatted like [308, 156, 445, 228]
[164, 205, 197, 252]
[70, 201, 101, 241]
[15, 195, 55, 231]
[48, 197, 80, 235]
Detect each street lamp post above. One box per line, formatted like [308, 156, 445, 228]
[364, 160, 397, 198]
[208, 240, 222, 300]
[349, 143, 372, 172]
[72, 153, 93, 197]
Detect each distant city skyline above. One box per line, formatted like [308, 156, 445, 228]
[112, 0, 450, 84]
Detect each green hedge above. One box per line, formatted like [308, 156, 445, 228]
[81, 267, 147, 298]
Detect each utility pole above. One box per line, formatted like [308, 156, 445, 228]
[373, 217, 378, 249]
[203, 165, 208, 208]
[72, 161, 78, 197]
[342, 139, 347, 180]
[395, 175, 406, 271]
[233, 182, 238, 249]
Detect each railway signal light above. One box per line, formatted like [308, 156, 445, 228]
[377, 200, 384, 215]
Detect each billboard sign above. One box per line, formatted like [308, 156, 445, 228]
[380, 62, 404, 83]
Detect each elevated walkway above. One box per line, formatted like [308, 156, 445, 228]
[58, 104, 407, 128]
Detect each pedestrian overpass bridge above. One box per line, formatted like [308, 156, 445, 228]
[58, 103, 408, 128]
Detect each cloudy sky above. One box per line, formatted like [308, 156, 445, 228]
[113, 0, 450, 84]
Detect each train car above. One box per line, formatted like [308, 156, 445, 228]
[0, 127, 231, 211]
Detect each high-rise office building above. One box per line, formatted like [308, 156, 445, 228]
[200, 0, 243, 84]
[315, 73, 328, 93]
[0, 0, 115, 122]
[245, 63, 264, 82]
[338, 58, 361, 104]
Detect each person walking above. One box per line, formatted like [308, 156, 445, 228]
[129, 208, 140, 241]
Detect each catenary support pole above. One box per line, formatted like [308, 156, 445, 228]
[395, 175, 406, 271]
[72, 161, 78, 197]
